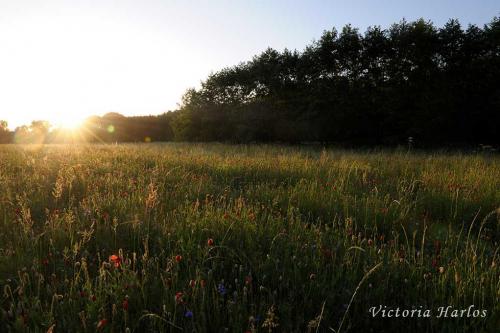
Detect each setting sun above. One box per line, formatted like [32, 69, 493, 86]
[54, 115, 85, 130]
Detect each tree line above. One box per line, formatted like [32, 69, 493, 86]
[0, 113, 174, 144]
[1, 17, 499, 146]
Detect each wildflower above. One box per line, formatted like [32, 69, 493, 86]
[207, 238, 214, 246]
[438, 266, 445, 274]
[367, 239, 373, 246]
[97, 319, 108, 330]
[42, 258, 49, 266]
[109, 255, 121, 268]
[245, 276, 252, 285]
[175, 255, 183, 263]
[217, 283, 227, 295]
[175, 292, 184, 304]
[309, 273, 316, 280]
[122, 298, 129, 311]
[184, 310, 193, 318]
[431, 258, 438, 268]
[189, 280, 196, 288]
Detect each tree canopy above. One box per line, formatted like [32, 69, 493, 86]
[171, 17, 500, 146]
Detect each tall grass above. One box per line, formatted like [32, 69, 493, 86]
[0, 144, 498, 332]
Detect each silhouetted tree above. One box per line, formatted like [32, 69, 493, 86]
[172, 17, 500, 147]
[0, 120, 12, 143]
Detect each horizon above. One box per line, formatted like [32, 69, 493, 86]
[0, 0, 498, 130]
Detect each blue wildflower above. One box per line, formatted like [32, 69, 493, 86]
[184, 310, 193, 318]
[217, 283, 227, 295]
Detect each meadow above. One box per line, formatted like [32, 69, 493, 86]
[0, 144, 498, 332]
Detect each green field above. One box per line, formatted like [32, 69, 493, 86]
[0, 144, 498, 332]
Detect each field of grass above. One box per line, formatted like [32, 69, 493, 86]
[0, 144, 498, 332]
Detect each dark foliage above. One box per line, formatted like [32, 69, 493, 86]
[172, 17, 500, 147]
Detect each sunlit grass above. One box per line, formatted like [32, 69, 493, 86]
[0, 144, 498, 332]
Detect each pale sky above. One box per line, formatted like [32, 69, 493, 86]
[0, 0, 498, 129]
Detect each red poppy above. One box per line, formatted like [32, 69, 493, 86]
[97, 319, 108, 330]
[432, 258, 438, 268]
[175, 255, 183, 263]
[175, 292, 184, 304]
[207, 238, 214, 247]
[245, 276, 252, 285]
[109, 255, 121, 268]
[122, 298, 129, 311]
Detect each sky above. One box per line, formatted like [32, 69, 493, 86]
[0, 0, 498, 129]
